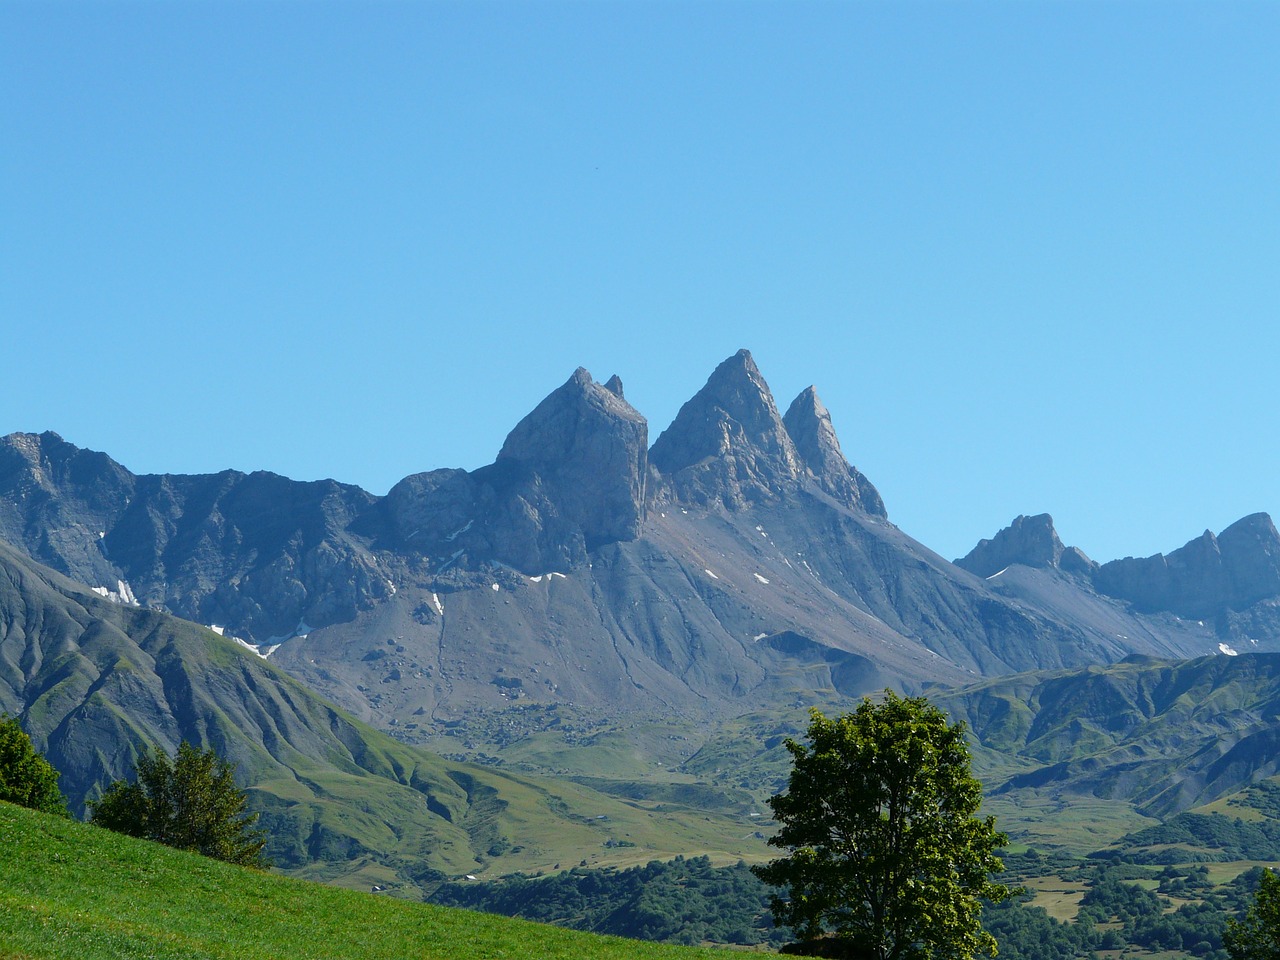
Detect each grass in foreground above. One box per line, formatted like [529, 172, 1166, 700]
[0, 802, 735, 960]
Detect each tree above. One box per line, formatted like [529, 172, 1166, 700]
[1226, 868, 1280, 960]
[753, 692, 1011, 960]
[0, 714, 67, 816]
[89, 740, 268, 868]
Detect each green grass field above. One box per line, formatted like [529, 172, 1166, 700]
[0, 802, 737, 960]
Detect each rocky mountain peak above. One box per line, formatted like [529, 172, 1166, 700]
[648, 350, 804, 508]
[781, 386, 887, 518]
[497, 367, 648, 549]
[603, 374, 625, 399]
[1093, 513, 1280, 619]
[956, 514, 1095, 578]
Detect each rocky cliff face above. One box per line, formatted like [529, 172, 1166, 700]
[782, 386, 886, 518]
[1095, 513, 1280, 619]
[497, 367, 648, 550]
[649, 350, 805, 508]
[956, 514, 1094, 578]
[0, 431, 388, 642]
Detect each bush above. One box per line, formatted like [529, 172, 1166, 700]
[0, 714, 67, 816]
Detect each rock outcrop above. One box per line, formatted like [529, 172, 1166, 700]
[649, 350, 804, 508]
[1095, 513, 1280, 618]
[497, 367, 648, 550]
[0, 431, 387, 642]
[782, 386, 886, 518]
[956, 514, 1094, 578]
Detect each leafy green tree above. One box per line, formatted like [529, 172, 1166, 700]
[0, 714, 67, 816]
[90, 741, 268, 868]
[1226, 869, 1280, 960]
[754, 692, 1011, 960]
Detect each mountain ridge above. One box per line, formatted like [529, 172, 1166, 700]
[2, 351, 1273, 762]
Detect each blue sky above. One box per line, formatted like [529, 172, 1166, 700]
[3, 1, 1277, 565]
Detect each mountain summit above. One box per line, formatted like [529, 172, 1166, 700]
[782, 386, 886, 518]
[498, 367, 648, 549]
[955, 514, 1093, 578]
[649, 349, 804, 507]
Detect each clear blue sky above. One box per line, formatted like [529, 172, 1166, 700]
[3, 1, 1277, 565]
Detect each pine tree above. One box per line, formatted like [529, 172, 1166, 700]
[90, 741, 268, 868]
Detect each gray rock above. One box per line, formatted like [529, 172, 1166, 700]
[1096, 513, 1280, 618]
[956, 513, 1095, 578]
[648, 349, 803, 508]
[498, 367, 648, 550]
[782, 386, 887, 518]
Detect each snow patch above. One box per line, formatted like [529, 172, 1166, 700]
[753, 633, 768, 641]
[704, 569, 719, 580]
[986, 568, 1008, 580]
[213, 628, 279, 660]
[432, 592, 444, 616]
[385, 579, 397, 595]
[1219, 643, 1239, 656]
[492, 583, 500, 592]
[92, 580, 139, 606]
[754, 574, 770, 585]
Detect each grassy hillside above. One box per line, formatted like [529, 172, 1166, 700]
[0, 801, 733, 960]
[0, 541, 769, 890]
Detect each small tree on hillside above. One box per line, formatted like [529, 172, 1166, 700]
[90, 740, 268, 868]
[753, 692, 1010, 960]
[1226, 868, 1280, 960]
[0, 714, 67, 816]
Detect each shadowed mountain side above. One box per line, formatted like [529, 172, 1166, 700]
[1095, 513, 1280, 619]
[0, 540, 766, 885]
[0, 431, 388, 643]
[961, 513, 1280, 651]
[271, 490, 1204, 743]
[937, 652, 1280, 820]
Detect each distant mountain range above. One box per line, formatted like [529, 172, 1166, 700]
[5, 348, 1280, 869]
[5, 350, 1275, 732]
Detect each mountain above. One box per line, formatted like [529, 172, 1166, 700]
[958, 513, 1280, 653]
[1, 352, 1266, 781]
[937, 651, 1280, 837]
[0, 539, 765, 887]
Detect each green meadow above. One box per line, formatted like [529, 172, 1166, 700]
[0, 802, 734, 960]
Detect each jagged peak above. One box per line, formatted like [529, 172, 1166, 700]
[1221, 512, 1278, 542]
[494, 367, 648, 553]
[956, 513, 1094, 578]
[603, 374, 624, 399]
[781, 386, 887, 519]
[648, 350, 803, 508]
[500, 368, 645, 466]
